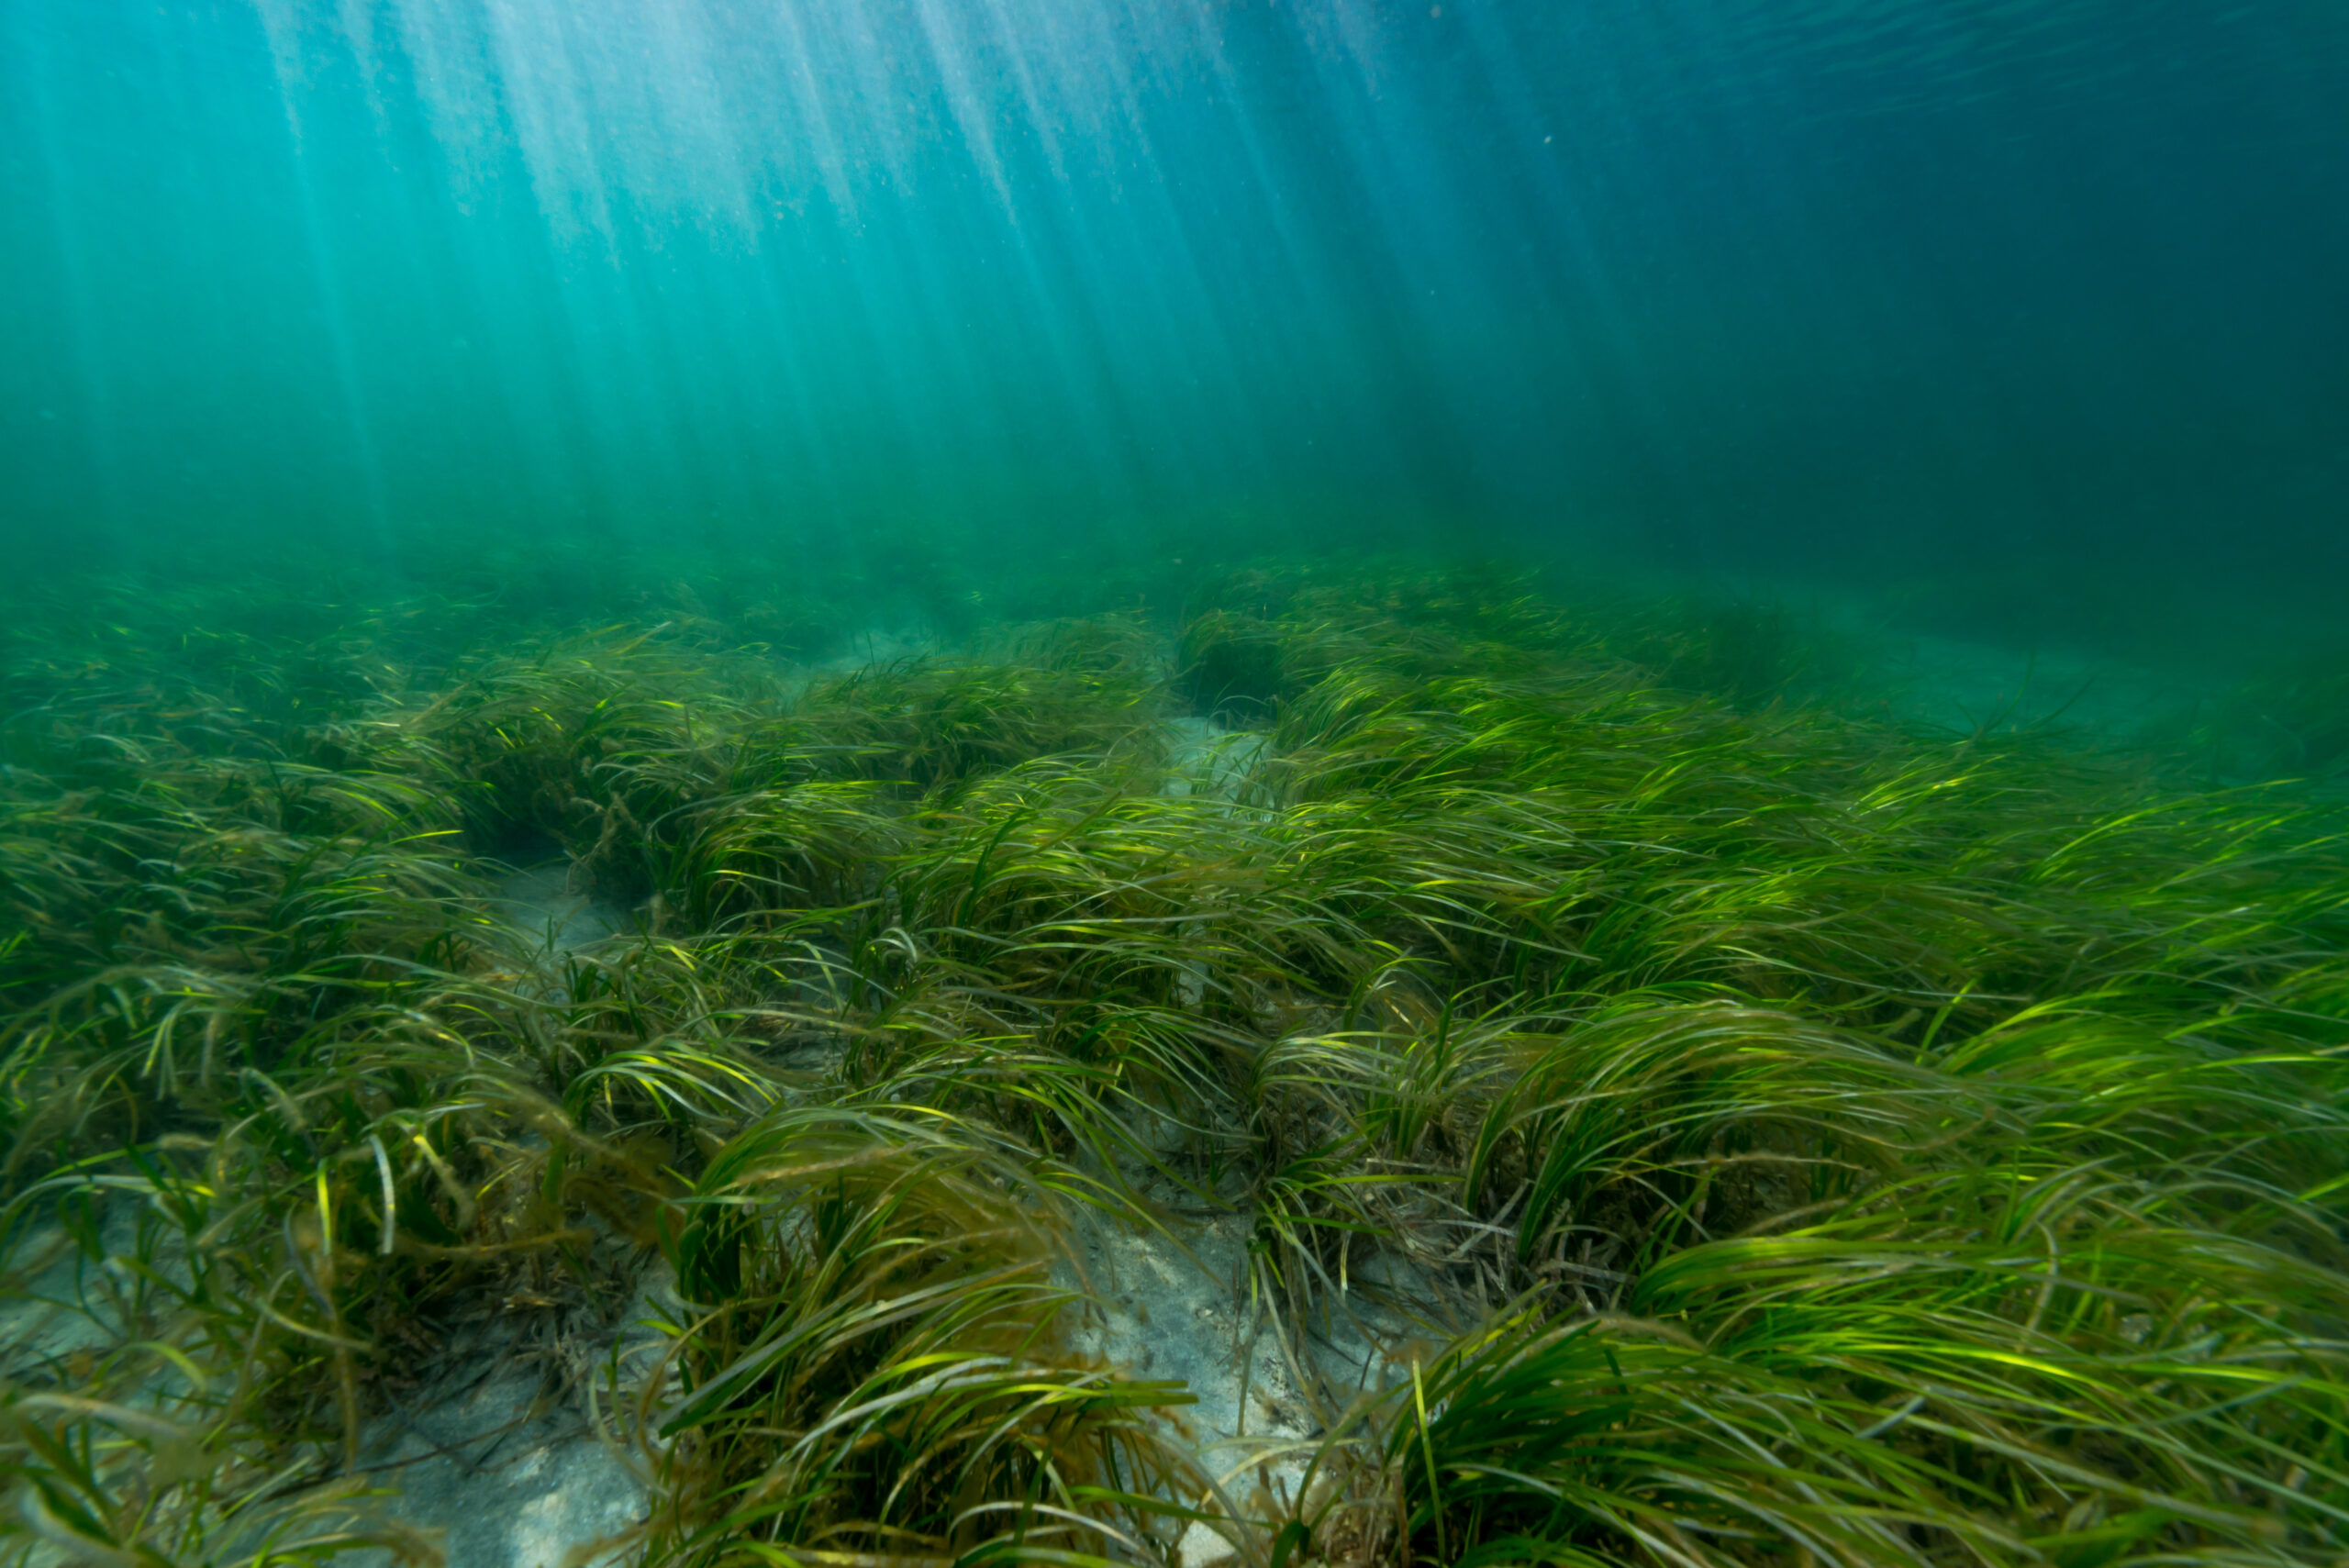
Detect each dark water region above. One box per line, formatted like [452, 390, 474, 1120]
[6, 6, 2349, 1568]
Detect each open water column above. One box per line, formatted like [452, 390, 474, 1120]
[4, 0, 2345, 637]
[4, 5, 2349, 1568]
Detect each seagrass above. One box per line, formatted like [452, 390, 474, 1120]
[3, 553, 2343, 1568]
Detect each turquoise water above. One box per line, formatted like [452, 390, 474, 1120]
[5, 0, 2347, 655]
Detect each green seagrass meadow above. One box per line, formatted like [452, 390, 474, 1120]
[4, 552, 2344, 1568]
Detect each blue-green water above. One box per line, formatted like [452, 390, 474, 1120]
[5, 0, 2347, 653]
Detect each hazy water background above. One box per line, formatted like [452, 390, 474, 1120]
[4, 0, 2345, 662]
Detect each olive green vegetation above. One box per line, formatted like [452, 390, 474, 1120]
[2, 553, 2344, 1568]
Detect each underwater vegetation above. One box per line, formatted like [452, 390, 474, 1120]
[1, 553, 2343, 1568]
